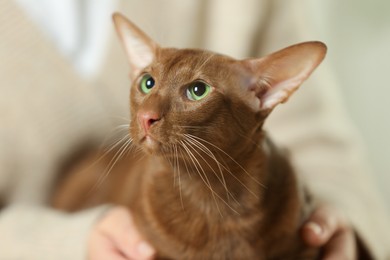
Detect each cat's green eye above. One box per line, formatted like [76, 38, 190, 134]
[140, 74, 155, 94]
[186, 82, 211, 101]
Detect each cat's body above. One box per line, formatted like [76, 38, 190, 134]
[54, 136, 312, 259]
[52, 14, 326, 259]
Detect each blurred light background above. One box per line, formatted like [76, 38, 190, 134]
[307, 0, 390, 203]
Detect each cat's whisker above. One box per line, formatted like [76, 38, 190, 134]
[186, 134, 266, 189]
[177, 142, 192, 180]
[75, 133, 131, 191]
[184, 138, 236, 207]
[197, 53, 215, 72]
[125, 139, 138, 157]
[177, 125, 210, 129]
[182, 137, 237, 205]
[103, 134, 132, 159]
[174, 144, 185, 210]
[165, 145, 180, 201]
[163, 145, 176, 187]
[98, 137, 133, 183]
[172, 145, 178, 191]
[99, 123, 132, 156]
[176, 125, 214, 135]
[114, 123, 131, 129]
[184, 134, 258, 200]
[235, 130, 260, 148]
[168, 145, 176, 188]
[180, 141, 209, 189]
[182, 140, 240, 216]
[182, 137, 225, 183]
[136, 150, 146, 161]
[89, 137, 133, 194]
[181, 141, 223, 217]
[172, 145, 178, 192]
[99, 123, 130, 150]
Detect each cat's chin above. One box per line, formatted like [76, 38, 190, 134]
[140, 135, 161, 154]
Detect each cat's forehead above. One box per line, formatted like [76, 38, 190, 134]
[151, 48, 237, 84]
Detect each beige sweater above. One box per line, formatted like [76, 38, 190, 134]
[0, 0, 389, 259]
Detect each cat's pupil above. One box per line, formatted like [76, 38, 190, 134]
[146, 77, 155, 89]
[193, 83, 206, 96]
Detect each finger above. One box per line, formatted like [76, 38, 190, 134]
[323, 228, 356, 260]
[115, 219, 155, 260]
[89, 232, 129, 260]
[133, 241, 156, 260]
[302, 206, 344, 247]
[92, 249, 128, 260]
[302, 221, 324, 247]
[101, 207, 155, 260]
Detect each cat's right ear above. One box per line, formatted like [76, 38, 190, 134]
[113, 13, 159, 76]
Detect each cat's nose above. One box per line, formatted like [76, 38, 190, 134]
[138, 111, 160, 134]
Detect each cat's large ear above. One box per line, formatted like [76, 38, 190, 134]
[113, 13, 159, 75]
[243, 41, 326, 112]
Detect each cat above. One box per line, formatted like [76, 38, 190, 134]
[52, 13, 327, 260]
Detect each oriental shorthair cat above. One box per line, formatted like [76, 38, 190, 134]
[52, 13, 327, 260]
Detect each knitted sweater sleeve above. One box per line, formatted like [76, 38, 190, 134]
[0, 205, 110, 260]
[0, 2, 115, 259]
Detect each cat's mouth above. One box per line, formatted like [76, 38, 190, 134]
[140, 134, 161, 154]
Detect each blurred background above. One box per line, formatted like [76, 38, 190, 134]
[307, 0, 390, 203]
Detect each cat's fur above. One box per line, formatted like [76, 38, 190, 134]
[52, 13, 327, 259]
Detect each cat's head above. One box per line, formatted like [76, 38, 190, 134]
[113, 14, 326, 157]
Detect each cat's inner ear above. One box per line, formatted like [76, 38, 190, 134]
[243, 41, 327, 112]
[113, 13, 159, 75]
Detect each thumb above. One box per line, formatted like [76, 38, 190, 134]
[107, 207, 155, 259]
[302, 205, 345, 247]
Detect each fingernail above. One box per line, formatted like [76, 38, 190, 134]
[307, 222, 322, 236]
[137, 242, 155, 257]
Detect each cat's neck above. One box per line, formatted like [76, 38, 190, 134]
[135, 132, 304, 255]
[144, 132, 274, 217]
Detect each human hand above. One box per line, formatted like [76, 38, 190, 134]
[302, 205, 357, 260]
[88, 206, 155, 260]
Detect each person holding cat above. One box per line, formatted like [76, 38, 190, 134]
[0, 0, 389, 259]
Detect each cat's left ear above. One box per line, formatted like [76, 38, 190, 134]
[243, 41, 327, 112]
[113, 13, 159, 75]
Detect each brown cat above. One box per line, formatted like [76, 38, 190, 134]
[52, 13, 327, 260]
